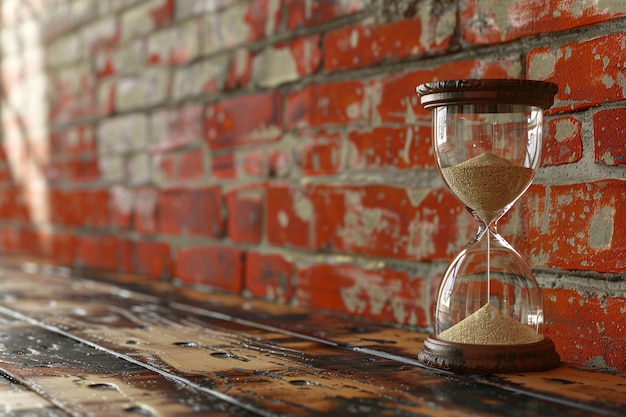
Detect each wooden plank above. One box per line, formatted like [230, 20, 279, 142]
[0, 372, 70, 417]
[0, 313, 264, 417]
[0, 265, 624, 416]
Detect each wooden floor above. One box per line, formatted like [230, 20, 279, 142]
[0, 260, 624, 416]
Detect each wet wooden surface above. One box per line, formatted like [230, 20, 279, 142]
[0, 261, 624, 416]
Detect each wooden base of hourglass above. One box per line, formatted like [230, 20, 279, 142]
[418, 335, 560, 374]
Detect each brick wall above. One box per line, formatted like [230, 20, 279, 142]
[1, 0, 625, 372]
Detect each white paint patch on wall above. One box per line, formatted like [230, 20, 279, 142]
[588, 206, 615, 249]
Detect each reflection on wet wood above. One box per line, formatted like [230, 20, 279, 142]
[0, 262, 624, 416]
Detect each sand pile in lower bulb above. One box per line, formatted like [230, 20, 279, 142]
[442, 153, 534, 224]
[438, 303, 543, 345]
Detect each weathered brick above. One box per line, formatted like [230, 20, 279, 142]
[528, 33, 626, 112]
[201, 0, 280, 55]
[174, 0, 235, 20]
[127, 153, 152, 185]
[151, 104, 203, 152]
[225, 48, 252, 90]
[520, 181, 626, 272]
[171, 56, 229, 100]
[252, 35, 321, 87]
[286, 80, 367, 128]
[133, 240, 173, 279]
[152, 152, 178, 185]
[267, 183, 474, 260]
[134, 187, 159, 234]
[377, 59, 522, 124]
[592, 107, 626, 166]
[115, 68, 170, 111]
[147, 19, 199, 65]
[226, 187, 263, 243]
[158, 186, 223, 237]
[347, 126, 434, 170]
[245, 251, 293, 302]
[110, 186, 135, 230]
[47, 34, 84, 68]
[285, 0, 364, 29]
[296, 262, 429, 327]
[176, 245, 243, 292]
[204, 92, 282, 149]
[542, 115, 583, 166]
[462, 0, 626, 45]
[544, 288, 626, 372]
[82, 15, 119, 52]
[294, 129, 343, 176]
[240, 148, 291, 178]
[121, 0, 173, 42]
[50, 125, 96, 157]
[98, 113, 149, 155]
[324, 11, 455, 72]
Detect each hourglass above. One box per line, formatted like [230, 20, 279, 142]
[416, 79, 560, 373]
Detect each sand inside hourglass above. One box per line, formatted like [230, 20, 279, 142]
[441, 153, 534, 225]
[438, 303, 543, 345]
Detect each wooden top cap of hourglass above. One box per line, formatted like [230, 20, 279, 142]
[416, 79, 558, 110]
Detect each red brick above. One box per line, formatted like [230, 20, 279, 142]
[286, 80, 367, 128]
[226, 187, 263, 243]
[347, 126, 435, 170]
[205, 92, 282, 149]
[83, 189, 111, 228]
[592, 107, 626, 166]
[133, 240, 173, 279]
[296, 262, 429, 327]
[544, 288, 626, 372]
[520, 181, 626, 272]
[528, 33, 626, 112]
[377, 59, 522, 124]
[242, 150, 271, 177]
[49, 189, 109, 227]
[0, 188, 29, 222]
[179, 147, 206, 180]
[158, 186, 223, 237]
[176, 246, 243, 292]
[462, 0, 626, 45]
[266, 184, 317, 249]
[245, 0, 281, 40]
[266, 183, 474, 260]
[212, 152, 237, 179]
[46, 232, 78, 265]
[313, 185, 473, 261]
[295, 129, 342, 176]
[76, 234, 130, 272]
[542, 115, 583, 166]
[245, 251, 293, 302]
[285, 0, 364, 29]
[65, 157, 100, 183]
[152, 152, 178, 183]
[325, 15, 454, 72]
